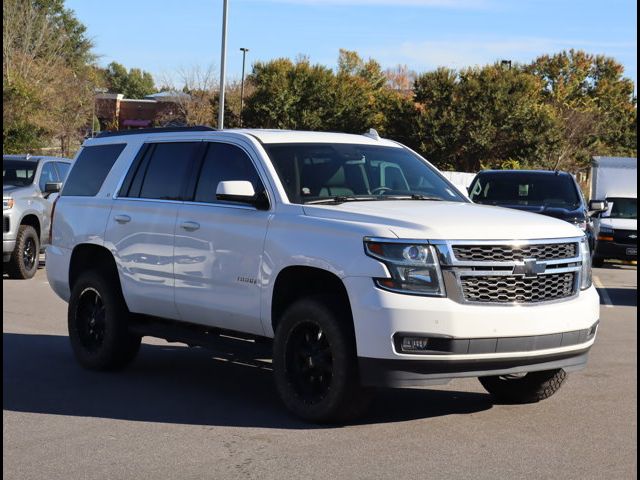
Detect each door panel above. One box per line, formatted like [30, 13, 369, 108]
[174, 203, 270, 334]
[173, 141, 270, 335]
[106, 200, 180, 319]
[105, 141, 201, 319]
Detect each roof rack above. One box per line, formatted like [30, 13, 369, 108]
[96, 126, 216, 138]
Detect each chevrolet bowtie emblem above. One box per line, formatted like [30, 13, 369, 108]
[513, 258, 546, 279]
[630, 234, 637, 239]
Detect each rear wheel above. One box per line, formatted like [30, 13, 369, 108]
[273, 296, 371, 423]
[68, 270, 141, 370]
[479, 369, 567, 403]
[6, 225, 39, 279]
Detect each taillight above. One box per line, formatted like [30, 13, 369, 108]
[48, 197, 59, 244]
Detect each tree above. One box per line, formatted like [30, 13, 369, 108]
[528, 50, 637, 170]
[103, 62, 156, 99]
[3, 0, 95, 154]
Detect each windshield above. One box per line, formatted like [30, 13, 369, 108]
[263, 143, 465, 204]
[469, 172, 581, 209]
[606, 197, 637, 219]
[3, 160, 37, 187]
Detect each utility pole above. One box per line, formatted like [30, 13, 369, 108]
[218, 0, 229, 129]
[239, 47, 249, 127]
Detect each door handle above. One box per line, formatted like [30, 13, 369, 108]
[114, 214, 131, 224]
[180, 221, 200, 232]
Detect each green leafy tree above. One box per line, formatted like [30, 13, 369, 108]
[528, 50, 637, 170]
[103, 62, 156, 99]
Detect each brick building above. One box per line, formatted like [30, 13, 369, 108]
[95, 91, 188, 131]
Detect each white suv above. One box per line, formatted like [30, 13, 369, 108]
[46, 127, 600, 422]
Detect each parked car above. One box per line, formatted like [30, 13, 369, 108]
[3, 155, 72, 279]
[46, 127, 599, 423]
[468, 170, 596, 252]
[588, 156, 637, 267]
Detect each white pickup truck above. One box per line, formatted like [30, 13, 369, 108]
[46, 127, 600, 422]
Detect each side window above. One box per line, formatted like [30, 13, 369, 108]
[54, 162, 71, 181]
[39, 163, 59, 191]
[62, 144, 126, 196]
[194, 143, 263, 204]
[134, 142, 200, 201]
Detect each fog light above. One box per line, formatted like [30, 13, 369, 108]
[401, 336, 430, 352]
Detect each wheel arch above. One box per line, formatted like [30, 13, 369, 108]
[20, 213, 41, 240]
[270, 265, 353, 335]
[69, 243, 122, 297]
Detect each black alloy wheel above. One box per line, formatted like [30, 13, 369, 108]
[22, 237, 37, 272]
[75, 287, 107, 353]
[285, 321, 333, 405]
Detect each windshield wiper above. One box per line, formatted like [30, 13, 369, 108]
[304, 195, 377, 205]
[381, 194, 444, 201]
[304, 194, 445, 205]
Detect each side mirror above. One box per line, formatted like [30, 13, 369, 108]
[589, 200, 607, 213]
[44, 182, 62, 194]
[216, 181, 269, 210]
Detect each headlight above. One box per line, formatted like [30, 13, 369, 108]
[579, 237, 592, 290]
[575, 220, 588, 231]
[364, 239, 445, 296]
[3, 198, 14, 210]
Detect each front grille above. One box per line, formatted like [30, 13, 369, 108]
[460, 272, 576, 304]
[613, 229, 637, 245]
[3, 216, 9, 233]
[452, 242, 578, 262]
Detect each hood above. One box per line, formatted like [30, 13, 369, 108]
[302, 201, 584, 240]
[492, 204, 584, 223]
[599, 218, 637, 231]
[3, 184, 29, 196]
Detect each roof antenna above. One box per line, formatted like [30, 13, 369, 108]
[363, 128, 380, 140]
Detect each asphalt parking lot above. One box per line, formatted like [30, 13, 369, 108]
[3, 263, 637, 480]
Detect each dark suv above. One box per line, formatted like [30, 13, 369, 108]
[468, 170, 596, 251]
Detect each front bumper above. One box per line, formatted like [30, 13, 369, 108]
[359, 349, 590, 387]
[343, 276, 600, 385]
[4, 212, 17, 260]
[594, 240, 637, 261]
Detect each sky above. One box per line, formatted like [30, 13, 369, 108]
[66, 0, 637, 88]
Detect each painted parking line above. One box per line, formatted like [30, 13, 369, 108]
[593, 276, 613, 308]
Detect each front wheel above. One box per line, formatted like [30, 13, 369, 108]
[6, 225, 39, 279]
[479, 369, 567, 404]
[273, 296, 371, 423]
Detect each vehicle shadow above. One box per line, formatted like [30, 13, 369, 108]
[597, 287, 637, 307]
[3, 332, 493, 428]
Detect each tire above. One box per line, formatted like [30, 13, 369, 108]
[592, 257, 605, 268]
[68, 270, 141, 370]
[273, 295, 372, 423]
[479, 369, 567, 404]
[6, 225, 39, 279]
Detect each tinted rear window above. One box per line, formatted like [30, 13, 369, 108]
[62, 144, 126, 196]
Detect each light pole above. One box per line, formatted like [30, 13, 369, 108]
[239, 47, 249, 127]
[218, 0, 229, 129]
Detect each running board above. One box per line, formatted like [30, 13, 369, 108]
[128, 315, 273, 366]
